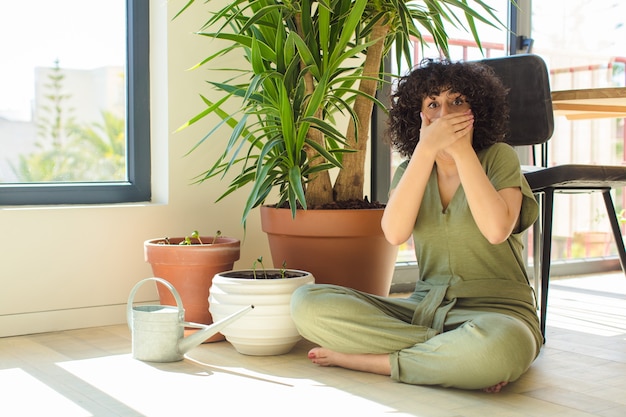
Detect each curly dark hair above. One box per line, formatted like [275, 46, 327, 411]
[387, 59, 509, 158]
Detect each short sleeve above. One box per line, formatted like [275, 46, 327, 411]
[390, 160, 410, 191]
[479, 143, 538, 233]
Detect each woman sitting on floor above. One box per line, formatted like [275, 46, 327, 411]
[290, 59, 542, 393]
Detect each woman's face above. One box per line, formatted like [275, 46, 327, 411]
[421, 89, 471, 121]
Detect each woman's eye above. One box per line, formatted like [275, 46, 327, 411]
[426, 102, 438, 109]
[453, 98, 465, 106]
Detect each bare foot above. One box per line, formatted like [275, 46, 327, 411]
[307, 347, 391, 376]
[483, 381, 508, 393]
[308, 347, 335, 366]
[309, 348, 509, 392]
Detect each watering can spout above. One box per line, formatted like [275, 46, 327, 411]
[178, 305, 254, 354]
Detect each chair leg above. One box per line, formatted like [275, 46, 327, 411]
[540, 188, 555, 342]
[531, 193, 542, 303]
[602, 189, 626, 272]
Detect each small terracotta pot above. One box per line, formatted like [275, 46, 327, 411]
[144, 236, 240, 342]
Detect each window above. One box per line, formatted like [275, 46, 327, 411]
[0, 0, 150, 205]
[531, 0, 626, 265]
[375, 0, 624, 287]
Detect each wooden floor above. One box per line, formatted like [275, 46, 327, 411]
[1, 272, 625, 417]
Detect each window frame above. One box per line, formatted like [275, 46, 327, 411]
[0, 0, 151, 206]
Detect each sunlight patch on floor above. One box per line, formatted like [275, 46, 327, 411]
[0, 368, 91, 417]
[57, 354, 416, 416]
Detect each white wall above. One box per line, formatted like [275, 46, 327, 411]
[0, 0, 270, 337]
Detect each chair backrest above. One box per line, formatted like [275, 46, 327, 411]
[479, 54, 554, 147]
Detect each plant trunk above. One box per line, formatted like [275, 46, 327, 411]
[293, 13, 334, 208]
[334, 20, 389, 202]
[304, 126, 334, 208]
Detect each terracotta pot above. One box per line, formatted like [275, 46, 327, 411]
[260, 207, 398, 296]
[572, 231, 612, 257]
[209, 269, 315, 355]
[144, 236, 240, 342]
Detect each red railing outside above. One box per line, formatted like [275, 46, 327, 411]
[413, 35, 506, 61]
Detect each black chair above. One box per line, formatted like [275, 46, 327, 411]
[481, 54, 626, 340]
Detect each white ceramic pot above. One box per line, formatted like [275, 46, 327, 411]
[209, 269, 314, 355]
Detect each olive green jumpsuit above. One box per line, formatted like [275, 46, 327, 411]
[291, 143, 542, 390]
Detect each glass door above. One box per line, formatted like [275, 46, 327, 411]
[531, 0, 626, 268]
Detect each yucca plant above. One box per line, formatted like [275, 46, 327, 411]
[176, 0, 506, 224]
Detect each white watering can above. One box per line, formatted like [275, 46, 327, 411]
[127, 277, 253, 362]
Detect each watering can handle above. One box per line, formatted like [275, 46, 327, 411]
[126, 277, 185, 330]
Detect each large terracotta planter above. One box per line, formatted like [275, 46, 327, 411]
[144, 236, 240, 342]
[209, 269, 315, 355]
[260, 207, 398, 296]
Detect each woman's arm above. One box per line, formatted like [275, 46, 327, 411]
[381, 144, 436, 245]
[450, 145, 522, 244]
[381, 111, 474, 245]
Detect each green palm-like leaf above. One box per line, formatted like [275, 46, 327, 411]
[175, 0, 510, 224]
